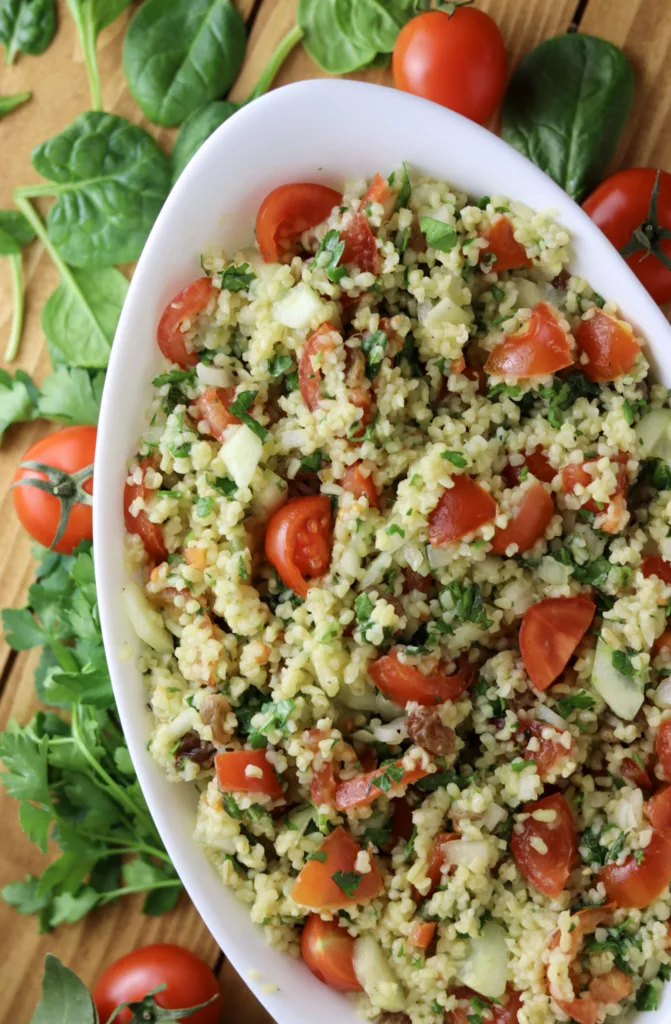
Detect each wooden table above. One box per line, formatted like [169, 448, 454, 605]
[1, 0, 669, 1019]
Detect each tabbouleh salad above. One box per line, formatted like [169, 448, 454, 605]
[123, 166, 671, 1024]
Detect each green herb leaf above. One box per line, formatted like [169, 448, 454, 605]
[443, 580, 492, 629]
[0, 367, 38, 443]
[556, 690, 596, 719]
[36, 368, 105, 426]
[172, 100, 239, 183]
[331, 869, 362, 897]
[362, 329, 387, 380]
[419, 216, 458, 252]
[611, 648, 638, 678]
[300, 449, 324, 473]
[31, 954, 97, 1024]
[636, 981, 661, 1012]
[228, 389, 269, 441]
[441, 450, 467, 467]
[219, 263, 255, 292]
[297, 0, 418, 75]
[248, 699, 295, 750]
[395, 162, 411, 211]
[268, 353, 294, 378]
[0, 0, 56, 65]
[314, 229, 346, 283]
[0, 209, 35, 254]
[307, 850, 327, 863]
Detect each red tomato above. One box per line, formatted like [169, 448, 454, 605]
[360, 172, 395, 218]
[124, 456, 168, 563]
[574, 311, 639, 382]
[341, 462, 378, 508]
[519, 596, 596, 691]
[306, 730, 337, 808]
[189, 386, 240, 442]
[484, 302, 573, 378]
[511, 793, 576, 898]
[641, 555, 671, 584]
[13, 426, 95, 554]
[600, 828, 671, 908]
[369, 651, 476, 706]
[480, 217, 531, 272]
[214, 750, 283, 799]
[646, 785, 671, 830]
[300, 915, 362, 992]
[516, 717, 573, 776]
[502, 447, 555, 487]
[583, 169, 671, 305]
[409, 921, 436, 950]
[157, 277, 213, 368]
[256, 182, 343, 263]
[265, 495, 332, 598]
[299, 321, 338, 411]
[428, 475, 497, 545]
[561, 453, 629, 524]
[334, 759, 428, 810]
[491, 481, 554, 555]
[653, 628, 671, 658]
[424, 831, 459, 892]
[447, 987, 522, 1024]
[620, 756, 653, 790]
[93, 945, 220, 1024]
[341, 212, 379, 274]
[657, 719, 671, 778]
[292, 827, 384, 909]
[392, 8, 506, 125]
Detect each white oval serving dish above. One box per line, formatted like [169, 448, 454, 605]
[94, 79, 671, 1024]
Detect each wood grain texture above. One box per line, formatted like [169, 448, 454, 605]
[1, 0, 669, 1022]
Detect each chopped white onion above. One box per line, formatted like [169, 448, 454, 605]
[536, 704, 569, 731]
[373, 715, 409, 745]
[479, 803, 507, 832]
[427, 545, 453, 569]
[360, 551, 392, 589]
[196, 362, 232, 388]
[279, 430, 305, 449]
[402, 543, 425, 574]
[614, 788, 643, 830]
[656, 678, 671, 707]
[443, 839, 491, 868]
[273, 282, 325, 330]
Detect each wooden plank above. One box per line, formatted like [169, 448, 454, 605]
[580, 0, 671, 171]
[218, 959, 275, 1024]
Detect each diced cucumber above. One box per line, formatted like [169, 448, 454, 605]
[637, 408, 671, 461]
[122, 582, 174, 655]
[352, 935, 405, 1012]
[457, 920, 509, 1000]
[251, 469, 287, 518]
[591, 638, 645, 720]
[273, 282, 326, 330]
[220, 424, 263, 488]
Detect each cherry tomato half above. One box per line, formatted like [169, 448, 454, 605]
[265, 495, 332, 598]
[124, 457, 168, 563]
[502, 446, 555, 487]
[646, 784, 671, 830]
[157, 277, 214, 368]
[334, 759, 428, 810]
[393, 8, 507, 126]
[519, 596, 596, 691]
[341, 462, 378, 508]
[369, 651, 476, 706]
[583, 168, 671, 305]
[424, 831, 459, 892]
[600, 828, 671, 908]
[256, 183, 343, 263]
[657, 719, 671, 778]
[13, 426, 95, 554]
[189, 386, 240, 442]
[574, 311, 640, 382]
[300, 915, 362, 991]
[292, 827, 384, 909]
[511, 792, 576, 898]
[491, 480, 554, 555]
[516, 717, 573, 776]
[93, 945, 220, 1024]
[447, 986, 522, 1024]
[620, 756, 653, 790]
[215, 750, 283, 799]
[428, 475, 497, 545]
[481, 217, 531, 272]
[641, 555, 671, 584]
[484, 302, 573, 379]
[561, 452, 629, 515]
[299, 321, 338, 412]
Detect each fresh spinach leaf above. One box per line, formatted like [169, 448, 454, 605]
[42, 266, 129, 368]
[66, 0, 132, 111]
[502, 34, 634, 202]
[123, 0, 246, 127]
[0, 0, 57, 65]
[172, 100, 239, 183]
[24, 112, 171, 268]
[0, 89, 30, 117]
[298, 0, 417, 75]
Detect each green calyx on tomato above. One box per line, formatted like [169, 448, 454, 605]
[105, 984, 218, 1024]
[619, 170, 671, 274]
[13, 457, 93, 550]
[434, 0, 475, 14]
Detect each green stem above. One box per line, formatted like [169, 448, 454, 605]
[83, 832, 173, 865]
[244, 25, 304, 103]
[4, 252, 24, 361]
[81, 12, 103, 111]
[100, 879, 182, 904]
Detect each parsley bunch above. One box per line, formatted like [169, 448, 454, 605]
[0, 542, 179, 931]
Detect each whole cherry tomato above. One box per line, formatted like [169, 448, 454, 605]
[583, 168, 671, 305]
[13, 425, 95, 554]
[393, 7, 507, 125]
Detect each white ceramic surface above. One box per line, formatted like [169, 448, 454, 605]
[94, 79, 671, 1024]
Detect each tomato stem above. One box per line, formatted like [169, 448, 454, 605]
[433, 0, 475, 14]
[13, 458, 94, 550]
[620, 169, 671, 273]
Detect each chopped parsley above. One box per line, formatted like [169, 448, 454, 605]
[441, 450, 467, 467]
[219, 263, 255, 292]
[313, 229, 346, 283]
[153, 368, 196, 387]
[375, 762, 405, 793]
[331, 870, 362, 897]
[300, 449, 324, 473]
[307, 850, 327, 863]
[363, 824, 391, 848]
[612, 648, 639, 678]
[555, 690, 596, 719]
[228, 389, 269, 441]
[442, 580, 492, 629]
[636, 981, 661, 1011]
[354, 592, 375, 625]
[395, 162, 411, 211]
[415, 770, 466, 792]
[386, 524, 405, 538]
[268, 353, 294, 377]
[419, 216, 458, 252]
[362, 329, 388, 379]
[195, 496, 214, 518]
[212, 475, 236, 497]
[248, 699, 295, 750]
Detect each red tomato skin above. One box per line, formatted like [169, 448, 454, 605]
[189, 386, 240, 442]
[491, 480, 554, 555]
[583, 169, 671, 305]
[574, 311, 639, 382]
[646, 784, 671, 830]
[600, 828, 671, 908]
[93, 945, 220, 1024]
[516, 717, 573, 776]
[341, 212, 379, 274]
[484, 302, 573, 379]
[265, 495, 332, 598]
[214, 750, 283, 799]
[392, 9, 507, 126]
[502, 447, 555, 487]
[124, 457, 168, 563]
[657, 719, 671, 778]
[620, 756, 653, 790]
[341, 462, 378, 508]
[299, 321, 338, 411]
[256, 183, 343, 263]
[428, 475, 497, 545]
[369, 651, 476, 706]
[481, 217, 531, 271]
[13, 426, 96, 554]
[561, 452, 629, 515]
[292, 827, 384, 909]
[424, 831, 459, 891]
[641, 555, 671, 584]
[519, 596, 596, 691]
[409, 921, 436, 950]
[334, 760, 428, 810]
[361, 173, 394, 218]
[511, 793, 576, 898]
[300, 915, 362, 992]
[157, 277, 214, 368]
